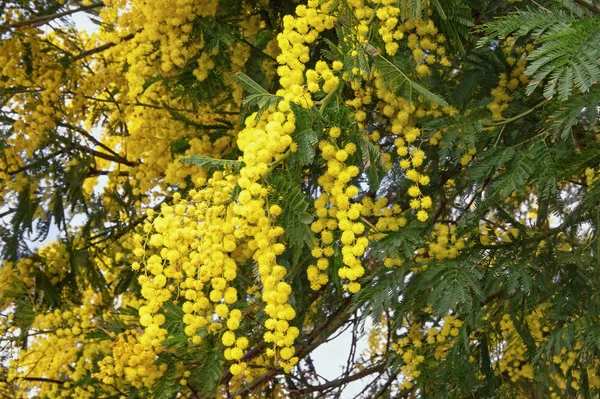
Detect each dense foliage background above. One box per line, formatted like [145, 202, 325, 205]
[1, 0, 599, 397]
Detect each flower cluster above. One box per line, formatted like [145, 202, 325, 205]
[125, 0, 340, 379]
[6, 288, 110, 399]
[130, 178, 250, 374]
[418, 223, 465, 263]
[585, 167, 599, 187]
[341, 3, 460, 224]
[487, 37, 532, 120]
[496, 313, 536, 382]
[388, 315, 464, 390]
[550, 346, 600, 394]
[310, 131, 365, 293]
[95, 330, 166, 389]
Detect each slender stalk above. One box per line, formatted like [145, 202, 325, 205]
[73, 32, 137, 61]
[231, 298, 353, 397]
[58, 122, 124, 162]
[80, 94, 228, 118]
[484, 99, 549, 127]
[55, 135, 137, 167]
[1, 2, 104, 31]
[292, 364, 384, 395]
[8, 149, 66, 176]
[0, 377, 64, 385]
[318, 83, 341, 114]
[267, 149, 291, 174]
[573, 0, 600, 13]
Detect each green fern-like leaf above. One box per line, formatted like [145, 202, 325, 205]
[289, 102, 321, 169]
[549, 84, 600, 139]
[483, 150, 535, 200]
[553, 0, 590, 16]
[396, 0, 426, 21]
[168, 110, 231, 131]
[229, 72, 279, 116]
[469, 146, 517, 183]
[423, 259, 484, 315]
[180, 154, 243, 171]
[430, 0, 473, 53]
[363, 139, 386, 193]
[350, 264, 408, 325]
[373, 221, 427, 258]
[479, 7, 600, 100]
[525, 17, 600, 97]
[294, 130, 318, 166]
[451, 48, 506, 107]
[268, 172, 315, 264]
[372, 53, 449, 106]
[321, 37, 344, 62]
[477, 7, 568, 46]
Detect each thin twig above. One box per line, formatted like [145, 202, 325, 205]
[292, 364, 385, 396]
[72, 32, 137, 61]
[1, 2, 104, 31]
[58, 122, 125, 162]
[484, 99, 549, 127]
[231, 298, 354, 397]
[573, 0, 600, 13]
[8, 149, 66, 176]
[56, 134, 137, 167]
[0, 377, 64, 385]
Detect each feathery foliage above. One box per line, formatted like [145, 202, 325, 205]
[1, 0, 599, 398]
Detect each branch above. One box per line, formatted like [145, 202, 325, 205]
[72, 32, 137, 61]
[58, 122, 125, 162]
[231, 298, 353, 397]
[573, 0, 600, 13]
[56, 135, 137, 167]
[240, 37, 277, 63]
[297, 298, 353, 357]
[217, 290, 327, 388]
[462, 178, 490, 216]
[0, 376, 64, 385]
[478, 222, 565, 250]
[373, 372, 404, 398]
[186, 383, 202, 399]
[1, 2, 104, 31]
[483, 99, 550, 127]
[291, 364, 384, 396]
[0, 208, 16, 218]
[87, 168, 128, 177]
[79, 94, 231, 117]
[7, 149, 66, 176]
[81, 196, 173, 250]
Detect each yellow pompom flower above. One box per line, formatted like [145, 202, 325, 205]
[222, 331, 236, 347]
[408, 186, 421, 197]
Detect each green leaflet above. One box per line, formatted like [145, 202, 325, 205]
[268, 171, 315, 265]
[229, 72, 279, 118]
[372, 53, 449, 106]
[180, 154, 243, 172]
[549, 84, 600, 139]
[289, 102, 321, 169]
[430, 0, 473, 53]
[294, 129, 319, 166]
[478, 7, 600, 100]
[423, 259, 485, 316]
[360, 137, 386, 193]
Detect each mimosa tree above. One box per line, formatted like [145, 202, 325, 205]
[1, 0, 599, 397]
